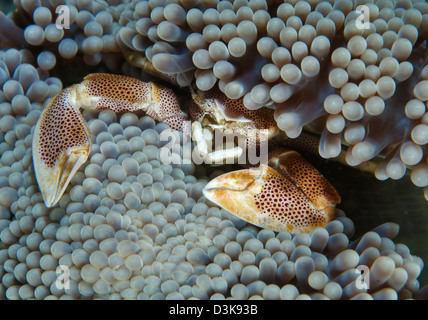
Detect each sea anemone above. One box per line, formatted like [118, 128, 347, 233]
[0, 104, 425, 299]
[41, 0, 425, 200]
[4, 2, 428, 196]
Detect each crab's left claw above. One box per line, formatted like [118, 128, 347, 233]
[32, 87, 91, 207]
[203, 161, 339, 234]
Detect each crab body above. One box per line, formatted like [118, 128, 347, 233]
[32, 73, 340, 233]
[189, 89, 279, 164]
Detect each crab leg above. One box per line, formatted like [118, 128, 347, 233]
[75, 73, 190, 134]
[33, 73, 190, 207]
[203, 149, 340, 234]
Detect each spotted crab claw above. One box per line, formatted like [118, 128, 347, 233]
[75, 73, 191, 134]
[203, 150, 340, 234]
[33, 73, 191, 207]
[32, 87, 91, 207]
[268, 149, 341, 211]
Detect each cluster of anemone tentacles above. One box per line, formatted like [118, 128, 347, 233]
[2, 0, 428, 198]
[0, 48, 426, 301]
[1, 97, 427, 299]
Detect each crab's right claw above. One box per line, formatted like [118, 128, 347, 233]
[203, 164, 336, 234]
[32, 87, 91, 207]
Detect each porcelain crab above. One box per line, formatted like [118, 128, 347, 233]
[32, 73, 340, 234]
